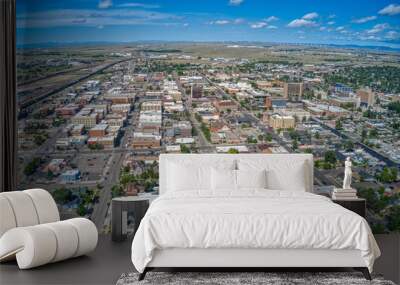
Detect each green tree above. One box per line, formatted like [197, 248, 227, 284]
[53, 188, 73, 205]
[246, 137, 258, 144]
[344, 140, 354, 151]
[77, 203, 87, 216]
[227, 148, 239, 154]
[264, 133, 273, 142]
[111, 185, 124, 198]
[180, 144, 191, 153]
[376, 167, 398, 183]
[24, 157, 41, 176]
[200, 123, 211, 142]
[335, 119, 343, 130]
[324, 150, 337, 164]
[292, 140, 298, 150]
[388, 101, 400, 114]
[369, 128, 378, 138]
[361, 128, 367, 141]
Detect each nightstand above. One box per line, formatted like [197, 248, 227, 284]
[332, 198, 366, 218]
[111, 196, 150, 242]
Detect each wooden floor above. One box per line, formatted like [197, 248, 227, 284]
[0, 235, 134, 285]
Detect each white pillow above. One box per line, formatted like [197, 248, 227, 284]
[238, 159, 308, 192]
[266, 162, 307, 192]
[211, 168, 236, 191]
[236, 169, 267, 189]
[167, 162, 211, 191]
[167, 159, 236, 192]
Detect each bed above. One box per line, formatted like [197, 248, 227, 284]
[131, 154, 380, 280]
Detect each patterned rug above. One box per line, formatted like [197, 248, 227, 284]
[116, 271, 395, 285]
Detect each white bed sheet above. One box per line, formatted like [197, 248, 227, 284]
[131, 190, 380, 273]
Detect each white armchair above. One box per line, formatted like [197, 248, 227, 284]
[0, 189, 98, 269]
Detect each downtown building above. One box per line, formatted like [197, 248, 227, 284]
[283, 82, 304, 102]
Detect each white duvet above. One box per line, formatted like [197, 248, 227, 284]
[131, 190, 380, 273]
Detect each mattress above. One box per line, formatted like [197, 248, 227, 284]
[131, 190, 380, 273]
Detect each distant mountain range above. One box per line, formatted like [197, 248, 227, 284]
[17, 40, 400, 53]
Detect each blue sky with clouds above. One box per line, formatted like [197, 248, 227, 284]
[17, 0, 400, 47]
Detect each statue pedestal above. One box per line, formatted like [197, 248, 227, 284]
[332, 188, 358, 199]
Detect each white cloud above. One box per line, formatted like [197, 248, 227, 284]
[98, 0, 112, 9]
[385, 30, 400, 39]
[367, 23, 389, 34]
[117, 2, 160, 8]
[251, 21, 267, 29]
[183, 23, 189, 27]
[352, 16, 377, 24]
[328, 14, 336, 19]
[265, 16, 278, 22]
[267, 25, 277, 29]
[327, 21, 335, 25]
[287, 18, 317, 28]
[379, 4, 400, 16]
[336, 26, 345, 31]
[234, 18, 245, 24]
[302, 12, 319, 20]
[229, 0, 243, 6]
[319, 26, 326, 31]
[17, 9, 180, 28]
[215, 20, 230, 25]
[359, 35, 381, 41]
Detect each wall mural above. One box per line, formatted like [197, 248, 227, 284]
[16, 0, 400, 234]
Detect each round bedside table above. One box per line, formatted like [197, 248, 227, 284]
[111, 196, 150, 242]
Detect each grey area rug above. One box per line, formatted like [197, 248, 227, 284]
[117, 272, 395, 285]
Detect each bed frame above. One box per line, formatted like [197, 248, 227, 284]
[138, 248, 371, 280]
[138, 154, 372, 281]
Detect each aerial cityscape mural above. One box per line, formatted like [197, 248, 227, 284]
[16, 0, 400, 234]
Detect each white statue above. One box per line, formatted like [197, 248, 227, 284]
[343, 157, 352, 190]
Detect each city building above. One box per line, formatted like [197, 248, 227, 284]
[71, 109, 98, 128]
[131, 135, 161, 148]
[141, 101, 162, 112]
[213, 100, 238, 112]
[277, 109, 311, 121]
[172, 121, 192, 137]
[138, 111, 162, 127]
[89, 124, 108, 137]
[269, 114, 296, 130]
[105, 88, 135, 103]
[56, 104, 79, 117]
[60, 169, 80, 183]
[329, 96, 358, 108]
[71, 124, 85, 136]
[44, 159, 66, 174]
[334, 83, 353, 96]
[111, 104, 132, 114]
[357, 88, 375, 107]
[87, 136, 116, 148]
[283, 82, 303, 102]
[191, 85, 203, 99]
[197, 111, 220, 123]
